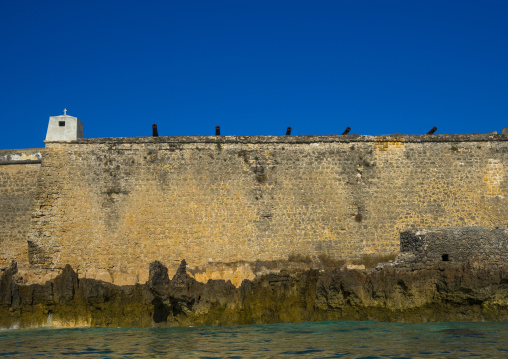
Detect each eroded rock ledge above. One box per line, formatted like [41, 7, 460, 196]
[1, 258, 507, 328]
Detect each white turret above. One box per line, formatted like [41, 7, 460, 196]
[45, 109, 83, 141]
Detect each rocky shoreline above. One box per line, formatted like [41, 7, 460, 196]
[1, 258, 508, 328]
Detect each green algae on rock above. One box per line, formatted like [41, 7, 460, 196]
[1, 257, 508, 328]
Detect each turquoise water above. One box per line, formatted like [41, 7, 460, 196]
[1, 321, 507, 358]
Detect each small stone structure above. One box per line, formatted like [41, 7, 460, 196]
[45, 110, 83, 141]
[400, 227, 508, 265]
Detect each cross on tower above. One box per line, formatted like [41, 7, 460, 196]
[63, 108, 67, 115]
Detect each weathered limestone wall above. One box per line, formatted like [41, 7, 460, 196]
[0, 149, 42, 267]
[24, 134, 508, 284]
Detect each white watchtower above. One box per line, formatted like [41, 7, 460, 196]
[45, 109, 83, 141]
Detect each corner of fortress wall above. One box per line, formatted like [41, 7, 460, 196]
[3, 133, 508, 285]
[0, 149, 43, 268]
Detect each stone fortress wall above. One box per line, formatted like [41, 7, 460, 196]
[16, 132, 508, 284]
[0, 149, 42, 267]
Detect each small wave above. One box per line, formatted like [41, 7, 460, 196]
[0, 323, 20, 331]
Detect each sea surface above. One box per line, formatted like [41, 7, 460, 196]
[1, 321, 507, 358]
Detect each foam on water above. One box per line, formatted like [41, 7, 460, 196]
[0, 321, 507, 358]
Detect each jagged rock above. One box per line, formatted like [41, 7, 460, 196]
[79, 278, 117, 304]
[169, 259, 204, 300]
[147, 260, 170, 289]
[0, 261, 20, 307]
[167, 260, 206, 319]
[170, 259, 188, 288]
[0, 259, 507, 328]
[53, 264, 78, 304]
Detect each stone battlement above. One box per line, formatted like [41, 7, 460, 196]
[44, 133, 508, 145]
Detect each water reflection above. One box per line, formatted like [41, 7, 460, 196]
[0, 321, 507, 358]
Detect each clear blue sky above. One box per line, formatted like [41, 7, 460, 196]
[1, 1, 507, 149]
